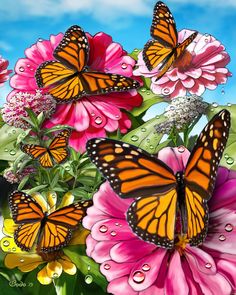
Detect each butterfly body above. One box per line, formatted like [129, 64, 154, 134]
[143, 1, 198, 80]
[9, 191, 92, 252]
[87, 110, 230, 249]
[36, 25, 140, 103]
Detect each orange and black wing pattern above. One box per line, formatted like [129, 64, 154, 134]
[39, 200, 93, 253]
[35, 25, 140, 103]
[127, 190, 177, 248]
[86, 138, 176, 198]
[9, 191, 44, 251]
[143, 1, 197, 78]
[20, 130, 71, 168]
[184, 109, 231, 246]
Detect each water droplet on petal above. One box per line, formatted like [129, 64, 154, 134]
[110, 231, 117, 237]
[12, 247, 16, 252]
[9, 149, 16, 156]
[141, 128, 146, 132]
[205, 263, 212, 269]
[141, 88, 146, 92]
[131, 135, 139, 142]
[52, 272, 59, 279]
[99, 225, 108, 233]
[85, 274, 93, 284]
[87, 265, 91, 271]
[142, 264, 151, 271]
[132, 271, 145, 284]
[38, 38, 43, 42]
[133, 48, 139, 52]
[115, 115, 120, 119]
[91, 112, 95, 117]
[121, 63, 127, 69]
[19, 66, 24, 72]
[19, 258, 25, 263]
[212, 102, 218, 108]
[94, 116, 103, 125]
[149, 145, 154, 150]
[162, 87, 170, 95]
[224, 153, 229, 159]
[4, 148, 8, 152]
[115, 222, 119, 226]
[178, 146, 185, 153]
[146, 91, 151, 95]
[219, 234, 226, 241]
[3, 240, 10, 247]
[104, 264, 111, 270]
[226, 157, 234, 165]
[225, 223, 233, 232]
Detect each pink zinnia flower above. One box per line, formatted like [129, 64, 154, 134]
[83, 147, 236, 295]
[8, 31, 142, 152]
[0, 56, 12, 86]
[133, 30, 231, 99]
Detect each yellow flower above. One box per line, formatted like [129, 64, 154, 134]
[1, 191, 89, 285]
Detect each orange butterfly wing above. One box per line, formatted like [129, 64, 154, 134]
[9, 191, 44, 251]
[35, 25, 140, 103]
[38, 200, 92, 253]
[184, 109, 231, 246]
[143, 1, 197, 76]
[86, 138, 176, 199]
[127, 190, 177, 248]
[20, 130, 71, 168]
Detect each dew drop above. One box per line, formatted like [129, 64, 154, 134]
[12, 247, 16, 252]
[141, 128, 146, 132]
[226, 157, 234, 165]
[115, 115, 120, 119]
[133, 48, 139, 52]
[132, 271, 145, 284]
[99, 225, 108, 233]
[162, 87, 170, 95]
[146, 91, 151, 95]
[205, 263, 212, 269]
[212, 102, 218, 108]
[219, 234, 226, 241]
[91, 112, 95, 117]
[52, 272, 59, 279]
[12, 129, 16, 134]
[178, 146, 185, 153]
[110, 231, 117, 237]
[87, 265, 91, 271]
[221, 88, 225, 95]
[149, 145, 154, 150]
[225, 223, 233, 232]
[94, 116, 103, 125]
[131, 135, 139, 142]
[9, 149, 16, 156]
[227, 103, 231, 107]
[3, 240, 10, 247]
[155, 115, 160, 119]
[104, 264, 111, 270]
[38, 38, 43, 42]
[142, 264, 151, 271]
[121, 63, 127, 69]
[64, 165, 71, 171]
[141, 88, 146, 92]
[85, 274, 93, 284]
[115, 222, 119, 226]
[4, 148, 8, 152]
[19, 66, 25, 72]
[169, 106, 175, 111]
[224, 153, 229, 159]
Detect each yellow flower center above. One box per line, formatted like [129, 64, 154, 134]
[175, 234, 190, 255]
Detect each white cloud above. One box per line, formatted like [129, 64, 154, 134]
[0, 0, 153, 24]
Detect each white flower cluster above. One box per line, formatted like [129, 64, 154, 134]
[2, 90, 56, 129]
[155, 95, 208, 134]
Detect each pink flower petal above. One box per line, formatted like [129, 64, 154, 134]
[107, 277, 138, 295]
[101, 260, 134, 282]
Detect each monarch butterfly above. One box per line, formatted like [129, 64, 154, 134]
[35, 25, 140, 103]
[20, 130, 71, 168]
[9, 191, 92, 252]
[86, 110, 230, 248]
[143, 1, 198, 80]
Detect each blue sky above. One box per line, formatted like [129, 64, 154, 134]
[0, 0, 235, 118]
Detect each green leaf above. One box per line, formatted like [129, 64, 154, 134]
[64, 245, 107, 292]
[0, 125, 22, 161]
[129, 48, 141, 60]
[131, 88, 164, 117]
[206, 104, 236, 170]
[122, 114, 167, 153]
[0, 274, 22, 295]
[43, 126, 73, 135]
[26, 184, 48, 194]
[25, 108, 39, 128]
[54, 272, 77, 295]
